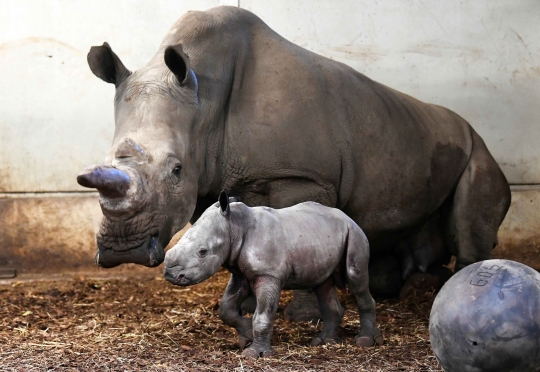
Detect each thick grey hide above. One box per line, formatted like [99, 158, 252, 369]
[78, 6, 511, 296]
[164, 200, 383, 357]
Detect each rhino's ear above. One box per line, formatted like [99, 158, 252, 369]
[164, 45, 197, 89]
[219, 190, 230, 216]
[87, 42, 131, 86]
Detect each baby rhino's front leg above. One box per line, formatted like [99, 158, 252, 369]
[219, 274, 253, 348]
[242, 276, 282, 358]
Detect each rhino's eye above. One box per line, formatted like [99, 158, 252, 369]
[197, 248, 209, 258]
[172, 164, 182, 175]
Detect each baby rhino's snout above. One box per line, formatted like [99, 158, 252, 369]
[164, 246, 182, 268]
[163, 264, 191, 286]
[163, 247, 190, 285]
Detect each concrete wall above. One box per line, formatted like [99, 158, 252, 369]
[1, 0, 538, 274]
[0, 0, 221, 192]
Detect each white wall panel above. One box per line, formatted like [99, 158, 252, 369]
[0, 0, 538, 191]
[242, 0, 540, 184]
[0, 0, 220, 192]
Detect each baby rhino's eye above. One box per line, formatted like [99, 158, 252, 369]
[197, 247, 209, 258]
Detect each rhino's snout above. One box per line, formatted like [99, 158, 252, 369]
[148, 235, 164, 266]
[95, 233, 165, 268]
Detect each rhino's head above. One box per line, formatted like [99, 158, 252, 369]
[78, 42, 204, 268]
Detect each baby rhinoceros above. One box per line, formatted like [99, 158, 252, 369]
[164, 191, 383, 358]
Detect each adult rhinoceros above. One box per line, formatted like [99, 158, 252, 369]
[78, 6, 510, 317]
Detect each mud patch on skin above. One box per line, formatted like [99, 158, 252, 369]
[0, 269, 442, 371]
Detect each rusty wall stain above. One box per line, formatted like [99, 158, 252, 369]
[0, 194, 189, 275]
[0, 188, 538, 275]
[0, 195, 101, 273]
[493, 186, 540, 269]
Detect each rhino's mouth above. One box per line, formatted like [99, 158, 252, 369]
[95, 234, 165, 268]
[163, 268, 191, 286]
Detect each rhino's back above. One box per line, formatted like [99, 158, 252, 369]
[214, 10, 472, 230]
[159, 7, 473, 240]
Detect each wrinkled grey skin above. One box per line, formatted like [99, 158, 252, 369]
[164, 195, 383, 357]
[77, 6, 511, 307]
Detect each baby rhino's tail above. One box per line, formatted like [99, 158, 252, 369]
[332, 222, 370, 291]
[344, 223, 383, 347]
[344, 223, 371, 285]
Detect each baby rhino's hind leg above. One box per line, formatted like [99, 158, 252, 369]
[310, 277, 344, 346]
[346, 225, 384, 347]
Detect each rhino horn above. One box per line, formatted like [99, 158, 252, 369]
[77, 165, 131, 198]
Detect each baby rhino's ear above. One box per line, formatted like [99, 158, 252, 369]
[219, 190, 230, 216]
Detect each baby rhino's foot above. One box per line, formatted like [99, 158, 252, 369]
[241, 345, 274, 358]
[310, 335, 341, 346]
[354, 328, 384, 347]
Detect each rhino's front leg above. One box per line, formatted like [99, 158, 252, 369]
[219, 274, 253, 349]
[284, 290, 323, 322]
[242, 276, 282, 358]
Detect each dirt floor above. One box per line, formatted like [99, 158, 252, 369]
[0, 269, 442, 371]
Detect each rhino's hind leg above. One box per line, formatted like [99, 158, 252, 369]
[442, 130, 511, 272]
[399, 265, 453, 300]
[368, 254, 403, 297]
[219, 274, 253, 349]
[240, 296, 257, 315]
[310, 277, 344, 346]
[397, 216, 453, 299]
[346, 226, 383, 347]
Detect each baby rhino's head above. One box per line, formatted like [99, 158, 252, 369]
[164, 192, 232, 286]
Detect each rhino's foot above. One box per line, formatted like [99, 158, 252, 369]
[310, 335, 341, 346]
[237, 329, 253, 349]
[354, 328, 383, 348]
[284, 290, 321, 322]
[240, 296, 256, 315]
[241, 345, 274, 358]
[399, 272, 438, 300]
[399, 266, 453, 300]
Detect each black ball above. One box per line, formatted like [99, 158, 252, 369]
[429, 259, 540, 372]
